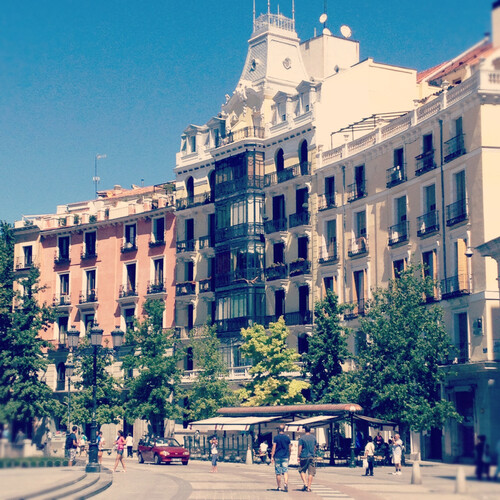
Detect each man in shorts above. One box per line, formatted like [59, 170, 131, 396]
[270, 424, 291, 492]
[298, 425, 317, 492]
[65, 426, 78, 466]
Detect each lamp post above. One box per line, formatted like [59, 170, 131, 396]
[348, 405, 357, 468]
[66, 327, 79, 431]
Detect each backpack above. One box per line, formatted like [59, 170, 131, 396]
[65, 433, 74, 449]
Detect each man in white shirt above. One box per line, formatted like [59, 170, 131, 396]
[364, 436, 375, 476]
[126, 433, 134, 458]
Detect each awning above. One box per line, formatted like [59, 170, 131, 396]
[354, 415, 398, 428]
[188, 416, 282, 432]
[285, 415, 340, 432]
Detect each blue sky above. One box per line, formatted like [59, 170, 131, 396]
[0, 0, 492, 223]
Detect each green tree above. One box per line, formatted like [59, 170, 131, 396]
[356, 262, 459, 431]
[303, 290, 350, 403]
[122, 299, 184, 435]
[238, 317, 309, 406]
[186, 325, 237, 421]
[0, 222, 60, 435]
[70, 338, 124, 426]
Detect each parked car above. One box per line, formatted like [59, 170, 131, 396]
[137, 436, 190, 465]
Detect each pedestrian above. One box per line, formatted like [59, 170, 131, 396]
[113, 430, 126, 472]
[97, 431, 105, 465]
[392, 434, 403, 475]
[475, 435, 487, 480]
[270, 424, 291, 492]
[482, 443, 492, 480]
[79, 434, 87, 456]
[374, 432, 384, 453]
[126, 433, 134, 458]
[210, 435, 218, 473]
[363, 436, 375, 476]
[494, 438, 500, 481]
[298, 425, 317, 492]
[1, 424, 10, 441]
[65, 426, 78, 467]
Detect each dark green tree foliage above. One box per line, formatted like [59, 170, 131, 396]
[122, 300, 184, 435]
[303, 291, 350, 402]
[356, 263, 459, 431]
[0, 222, 60, 433]
[186, 325, 237, 421]
[70, 339, 123, 426]
[238, 317, 309, 406]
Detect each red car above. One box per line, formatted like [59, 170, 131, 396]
[137, 436, 190, 465]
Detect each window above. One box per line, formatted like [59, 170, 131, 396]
[355, 165, 365, 196]
[124, 224, 136, 248]
[272, 195, 285, 220]
[353, 270, 365, 306]
[424, 184, 436, 213]
[23, 246, 33, 267]
[56, 363, 66, 390]
[326, 220, 337, 254]
[299, 140, 308, 171]
[154, 258, 164, 285]
[190, 136, 196, 153]
[298, 236, 308, 260]
[84, 231, 96, 256]
[58, 236, 70, 260]
[153, 217, 165, 243]
[184, 347, 194, 371]
[186, 177, 194, 201]
[58, 316, 68, 345]
[325, 176, 335, 205]
[393, 259, 406, 278]
[59, 273, 70, 296]
[299, 285, 309, 313]
[185, 261, 194, 282]
[187, 304, 194, 330]
[395, 195, 407, 224]
[273, 242, 284, 264]
[323, 276, 334, 293]
[454, 170, 466, 203]
[296, 188, 308, 213]
[394, 148, 404, 168]
[126, 263, 136, 292]
[275, 289, 285, 318]
[275, 149, 284, 172]
[83, 313, 95, 334]
[454, 312, 469, 363]
[86, 269, 96, 300]
[124, 308, 135, 332]
[355, 211, 366, 238]
[185, 218, 194, 241]
[423, 133, 433, 153]
[298, 334, 308, 355]
[355, 331, 366, 356]
[422, 250, 438, 299]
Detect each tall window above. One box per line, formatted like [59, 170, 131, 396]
[84, 231, 96, 256]
[186, 176, 194, 201]
[275, 289, 285, 318]
[275, 149, 284, 172]
[273, 242, 284, 264]
[454, 312, 469, 363]
[353, 270, 365, 306]
[58, 236, 70, 260]
[299, 285, 309, 313]
[354, 165, 365, 196]
[299, 140, 308, 174]
[86, 269, 96, 299]
[298, 236, 308, 260]
[326, 219, 337, 255]
[296, 188, 308, 213]
[124, 308, 135, 332]
[59, 273, 70, 296]
[84, 313, 95, 334]
[325, 176, 335, 205]
[154, 258, 164, 285]
[153, 217, 165, 243]
[126, 263, 136, 292]
[355, 211, 366, 238]
[58, 316, 68, 345]
[394, 147, 404, 167]
[424, 184, 436, 213]
[395, 195, 407, 224]
[393, 259, 406, 278]
[454, 170, 466, 203]
[423, 133, 433, 153]
[124, 224, 136, 248]
[23, 246, 33, 267]
[272, 195, 285, 220]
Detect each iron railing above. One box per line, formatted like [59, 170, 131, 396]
[347, 181, 366, 202]
[53, 294, 71, 307]
[289, 259, 311, 276]
[446, 199, 468, 226]
[265, 263, 288, 281]
[284, 310, 312, 326]
[54, 253, 70, 265]
[415, 150, 436, 176]
[215, 126, 265, 148]
[264, 161, 311, 187]
[344, 299, 366, 320]
[176, 192, 213, 211]
[121, 242, 137, 253]
[317, 193, 336, 210]
[215, 176, 264, 198]
[215, 222, 263, 243]
[176, 282, 196, 296]
[79, 291, 98, 303]
[348, 236, 368, 257]
[147, 281, 166, 294]
[199, 278, 214, 293]
[417, 210, 439, 236]
[289, 211, 310, 228]
[386, 164, 407, 188]
[198, 235, 215, 249]
[264, 218, 287, 234]
[119, 285, 138, 298]
[214, 268, 263, 288]
[441, 274, 470, 299]
[388, 221, 409, 246]
[444, 133, 466, 163]
[177, 239, 196, 253]
[319, 244, 339, 264]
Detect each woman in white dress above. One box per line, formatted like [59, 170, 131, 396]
[392, 434, 403, 475]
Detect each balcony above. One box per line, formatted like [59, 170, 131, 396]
[54, 253, 70, 265]
[265, 263, 288, 281]
[417, 210, 439, 237]
[415, 150, 436, 176]
[81, 250, 97, 260]
[199, 278, 214, 293]
[264, 218, 287, 234]
[121, 241, 137, 253]
[56, 380, 66, 392]
[215, 316, 258, 334]
[176, 281, 196, 296]
[215, 126, 265, 148]
[289, 259, 311, 277]
[347, 182, 366, 202]
[176, 192, 213, 211]
[119, 285, 138, 299]
[284, 310, 312, 326]
[53, 294, 71, 307]
[444, 133, 466, 163]
[388, 221, 409, 246]
[264, 162, 311, 187]
[15, 257, 33, 270]
[147, 281, 166, 294]
[446, 199, 468, 226]
[344, 300, 366, 320]
[79, 291, 98, 304]
[289, 211, 310, 228]
[441, 274, 469, 300]
[149, 237, 165, 248]
[317, 193, 336, 211]
[215, 176, 264, 199]
[215, 222, 263, 243]
[348, 236, 368, 258]
[198, 235, 215, 250]
[319, 244, 339, 265]
[386, 164, 406, 188]
[453, 342, 469, 364]
[177, 239, 196, 253]
[214, 267, 263, 288]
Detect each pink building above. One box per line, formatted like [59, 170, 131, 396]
[13, 183, 176, 392]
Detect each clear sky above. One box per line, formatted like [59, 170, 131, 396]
[0, 0, 492, 223]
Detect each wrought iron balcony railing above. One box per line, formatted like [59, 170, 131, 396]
[289, 259, 311, 277]
[348, 236, 368, 257]
[199, 278, 214, 293]
[265, 263, 288, 281]
[198, 235, 215, 249]
[417, 210, 439, 237]
[264, 161, 311, 187]
[415, 150, 436, 176]
[214, 316, 260, 333]
[319, 244, 339, 264]
[176, 282, 196, 296]
[440, 274, 469, 299]
[264, 218, 287, 234]
[147, 281, 166, 294]
[289, 211, 310, 228]
[388, 221, 409, 246]
[453, 342, 469, 364]
[177, 239, 196, 253]
[284, 310, 312, 326]
[81, 250, 97, 260]
[215, 222, 263, 243]
[215, 126, 265, 148]
[446, 199, 468, 226]
[119, 285, 138, 298]
[149, 237, 165, 248]
[175, 192, 213, 211]
[79, 291, 98, 304]
[347, 182, 366, 202]
[343, 299, 366, 320]
[386, 164, 407, 188]
[15, 257, 33, 270]
[53, 294, 71, 307]
[121, 241, 137, 253]
[54, 253, 70, 265]
[317, 193, 336, 210]
[444, 133, 466, 163]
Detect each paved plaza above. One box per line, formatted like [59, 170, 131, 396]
[1, 456, 500, 500]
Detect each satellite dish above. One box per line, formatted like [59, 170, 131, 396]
[322, 27, 332, 36]
[319, 13, 328, 24]
[340, 24, 352, 38]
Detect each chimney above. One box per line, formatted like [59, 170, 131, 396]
[493, 0, 500, 47]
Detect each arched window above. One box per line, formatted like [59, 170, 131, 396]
[186, 177, 194, 203]
[299, 140, 309, 175]
[208, 170, 215, 202]
[275, 149, 284, 173]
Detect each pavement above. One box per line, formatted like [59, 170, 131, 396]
[1, 456, 500, 500]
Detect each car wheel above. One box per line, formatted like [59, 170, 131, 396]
[182, 461, 189, 466]
[137, 452, 144, 464]
[155, 454, 162, 465]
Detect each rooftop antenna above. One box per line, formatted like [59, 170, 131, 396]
[292, 0, 295, 22]
[268, 0, 270, 15]
[253, 0, 255, 24]
[94, 154, 106, 198]
[319, 0, 331, 36]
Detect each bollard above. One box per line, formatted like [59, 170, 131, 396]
[455, 466, 466, 494]
[246, 446, 253, 465]
[411, 461, 422, 485]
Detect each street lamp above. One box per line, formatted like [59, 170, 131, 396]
[66, 326, 79, 431]
[348, 405, 357, 468]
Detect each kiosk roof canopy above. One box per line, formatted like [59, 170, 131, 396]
[217, 403, 362, 417]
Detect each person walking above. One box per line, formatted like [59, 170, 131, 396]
[392, 434, 403, 475]
[475, 435, 487, 480]
[270, 424, 291, 492]
[363, 436, 375, 476]
[65, 426, 78, 467]
[97, 431, 105, 465]
[298, 425, 317, 492]
[494, 438, 500, 481]
[126, 433, 134, 458]
[113, 430, 126, 472]
[210, 435, 219, 473]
